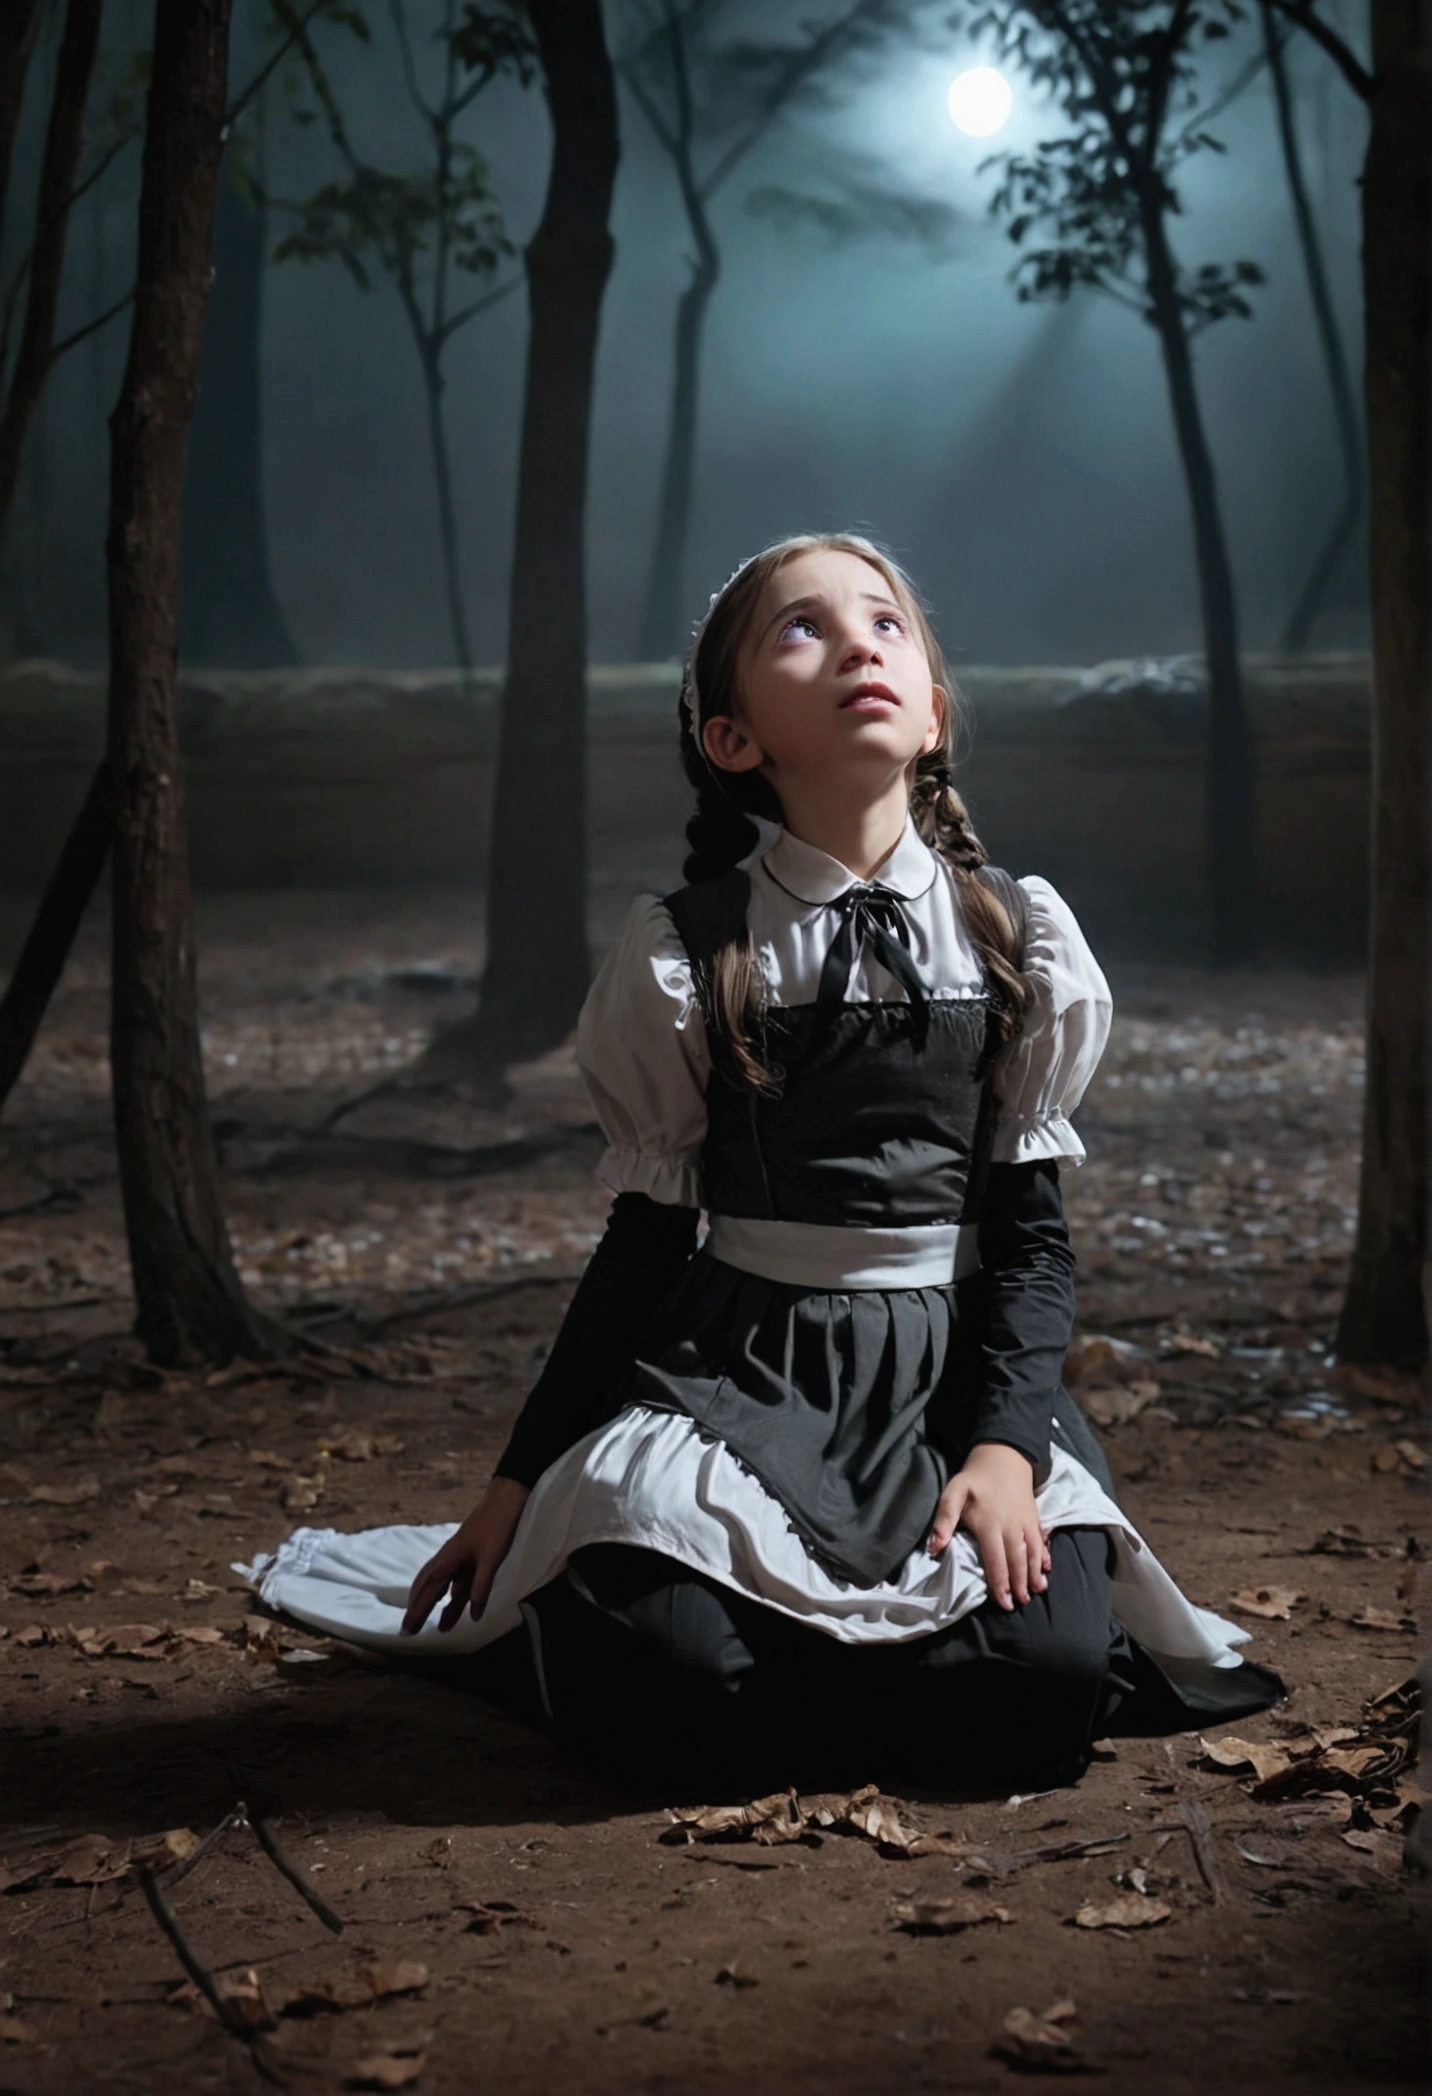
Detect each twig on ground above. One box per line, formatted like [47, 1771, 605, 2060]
[136, 1864, 270, 2053]
[248, 1808, 345, 1935]
[158, 1806, 247, 1891]
[1177, 1796, 1228, 1903]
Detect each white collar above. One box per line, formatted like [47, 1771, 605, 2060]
[759, 811, 938, 906]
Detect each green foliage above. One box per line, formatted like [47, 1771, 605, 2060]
[450, 2, 538, 88]
[960, 0, 1267, 336]
[263, 1, 530, 337]
[271, 143, 509, 294]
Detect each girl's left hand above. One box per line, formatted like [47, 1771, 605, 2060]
[927, 1442, 1051, 1610]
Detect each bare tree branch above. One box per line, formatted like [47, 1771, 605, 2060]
[226, 0, 332, 127]
[1265, 0, 1374, 98]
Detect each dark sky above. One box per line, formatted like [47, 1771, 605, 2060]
[6, 0, 1371, 671]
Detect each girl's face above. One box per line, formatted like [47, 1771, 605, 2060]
[701, 547, 945, 790]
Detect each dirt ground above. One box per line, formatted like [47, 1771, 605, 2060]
[0, 890, 1426, 2095]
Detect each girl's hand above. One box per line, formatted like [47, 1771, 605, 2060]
[401, 1475, 530, 1636]
[927, 1442, 1051, 1610]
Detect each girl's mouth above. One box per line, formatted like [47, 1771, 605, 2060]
[841, 682, 899, 709]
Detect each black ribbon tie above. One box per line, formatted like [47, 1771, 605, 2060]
[814, 883, 931, 1049]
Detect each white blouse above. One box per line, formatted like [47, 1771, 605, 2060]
[576, 812, 1112, 1213]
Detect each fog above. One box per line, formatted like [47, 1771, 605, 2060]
[5, 0, 1371, 671]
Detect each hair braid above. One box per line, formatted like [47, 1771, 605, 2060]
[676, 682, 783, 1092]
[911, 749, 1029, 1042]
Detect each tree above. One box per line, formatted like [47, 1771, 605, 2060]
[0, 0, 348, 1123]
[1266, 0, 1427, 1371]
[1259, 0, 1362, 653]
[106, 0, 285, 1364]
[435, 0, 620, 1073]
[0, 0, 106, 565]
[266, 0, 533, 677]
[622, 0, 924, 661]
[966, 0, 1266, 964]
[179, 158, 299, 667]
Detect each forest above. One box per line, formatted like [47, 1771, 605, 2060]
[0, 3, 1426, 2092]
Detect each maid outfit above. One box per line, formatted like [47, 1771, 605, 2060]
[240, 813, 1282, 1792]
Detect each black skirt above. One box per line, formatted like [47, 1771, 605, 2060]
[512, 1529, 1285, 1797]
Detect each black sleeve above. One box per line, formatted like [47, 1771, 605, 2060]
[494, 1191, 700, 1488]
[931, 1159, 1077, 1483]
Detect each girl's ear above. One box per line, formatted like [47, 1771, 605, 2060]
[702, 713, 766, 774]
[923, 685, 950, 757]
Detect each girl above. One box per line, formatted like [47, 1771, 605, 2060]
[243, 533, 1282, 1795]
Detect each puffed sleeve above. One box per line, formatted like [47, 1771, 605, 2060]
[990, 876, 1111, 1167]
[575, 894, 711, 1207]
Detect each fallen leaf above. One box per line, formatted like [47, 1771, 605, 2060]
[215, 1967, 275, 2032]
[1373, 1442, 1425, 1475]
[131, 1828, 201, 1872]
[363, 1962, 428, 2001]
[1084, 1382, 1159, 1427]
[278, 1979, 376, 2017]
[1164, 1331, 1221, 1359]
[893, 1893, 1014, 1934]
[1341, 1827, 1404, 1874]
[1308, 1725, 1360, 1751]
[715, 1962, 759, 1987]
[1308, 1526, 1387, 1558]
[2, 1833, 126, 1892]
[278, 1962, 428, 2019]
[1229, 1585, 1302, 1621]
[1347, 1605, 1415, 1633]
[10, 1570, 88, 1598]
[12, 1625, 49, 1647]
[0, 2012, 39, 2043]
[28, 1478, 100, 1506]
[319, 1430, 406, 1462]
[840, 1786, 922, 1852]
[993, 1997, 1089, 2073]
[1199, 1735, 1295, 1784]
[283, 1475, 324, 1513]
[664, 1789, 809, 1846]
[348, 2041, 428, 2090]
[1320, 1745, 1391, 1782]
[1073, 1893, 1171, 1930]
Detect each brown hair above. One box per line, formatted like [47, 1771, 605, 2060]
[676, 532, 1029, 1092]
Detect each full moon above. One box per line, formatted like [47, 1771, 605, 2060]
[947, 66, 1013, 138]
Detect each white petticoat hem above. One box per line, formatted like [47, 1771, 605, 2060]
[234, 1405, 1251, 1673]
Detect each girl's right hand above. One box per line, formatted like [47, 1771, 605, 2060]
[401, 1475, 530, 1636]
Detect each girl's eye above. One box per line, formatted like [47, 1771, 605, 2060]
[781, 615, 821, 640]
[875, 613, 905, 634]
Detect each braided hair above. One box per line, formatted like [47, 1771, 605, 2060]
[676, 532, 1029, 1092]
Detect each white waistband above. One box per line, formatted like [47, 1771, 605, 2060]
[705, 1214, 981, 1291]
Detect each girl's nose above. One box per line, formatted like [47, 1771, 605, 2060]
[838, 628, 883, 671]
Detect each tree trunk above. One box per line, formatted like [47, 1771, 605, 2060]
[107, 0, 283, 1366]
[420, 341, 474, 676]
[0, 0, 42, 241]
[1335, 0, 1430, 1371]
[0, 761, 111, 1116]
[455, 0, 618, 1071]
[179, 170, 298, 667]
[0, 0, 103, 563]
[1139, 193, 1258, 963]
[1262, 0, 1363, 653]
[638, 234, 719, 662]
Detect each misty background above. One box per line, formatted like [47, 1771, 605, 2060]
[2, 0, 1371, 675]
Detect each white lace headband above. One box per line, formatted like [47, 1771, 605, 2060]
[679, 550, 766, 732]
